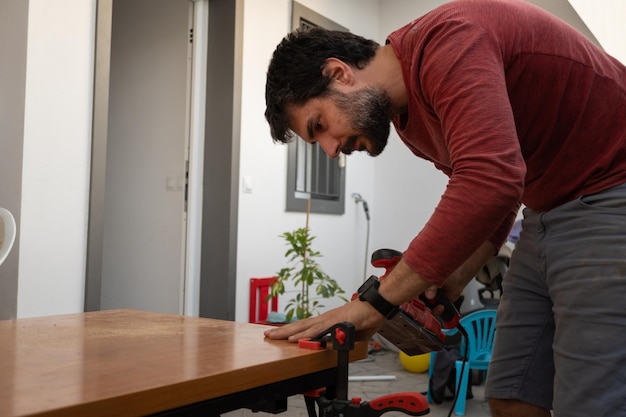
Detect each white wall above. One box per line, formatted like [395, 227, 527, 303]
[569, 0, 626, 64]
[17, 0, 96, 318]
[235, 0, 381, 322]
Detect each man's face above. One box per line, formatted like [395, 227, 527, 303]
[287, 87, 392, 158]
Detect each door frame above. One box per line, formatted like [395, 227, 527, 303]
[183, 0, 209, 316]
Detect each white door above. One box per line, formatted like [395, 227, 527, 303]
[100, 0, 203, 314]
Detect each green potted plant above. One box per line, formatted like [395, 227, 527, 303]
[269, 203, 346, 322]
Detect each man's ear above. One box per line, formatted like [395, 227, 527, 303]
[321, 58, 355, 86]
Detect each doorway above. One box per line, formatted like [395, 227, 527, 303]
[87, 0, 240, 319]
[86, 0, 206, 315]
[100, 0, 191, 314]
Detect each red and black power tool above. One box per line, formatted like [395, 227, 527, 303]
[364, 249, 460, 356]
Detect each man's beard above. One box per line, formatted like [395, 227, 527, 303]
[330, 88, 392, 156]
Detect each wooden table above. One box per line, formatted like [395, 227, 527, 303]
[0, 309, 367, 417]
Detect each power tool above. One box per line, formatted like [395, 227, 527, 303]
[362, 249, 460, 356]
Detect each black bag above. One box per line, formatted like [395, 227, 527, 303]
[428, 339, 474, 404]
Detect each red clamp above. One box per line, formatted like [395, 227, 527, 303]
[298, 323, 354, 351]
[299, 322, 430, 416]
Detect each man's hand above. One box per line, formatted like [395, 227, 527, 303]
[264, 298, 386, 342]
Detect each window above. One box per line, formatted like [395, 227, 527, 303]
[285, 2, 348, 215]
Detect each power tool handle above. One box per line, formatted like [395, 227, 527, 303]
[370, 248, 403, 280]
[420, 290, 460, 329]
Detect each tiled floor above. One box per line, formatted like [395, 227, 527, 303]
[222, 347, 491, 417]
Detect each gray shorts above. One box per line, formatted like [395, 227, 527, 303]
[485, 182, 626, 417]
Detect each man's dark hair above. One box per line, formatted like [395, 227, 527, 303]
[265, 27, 379, 143]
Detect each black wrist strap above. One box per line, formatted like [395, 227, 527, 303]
[357, 275, 399, 319]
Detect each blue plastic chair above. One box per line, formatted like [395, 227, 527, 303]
[427, 308, 497, 416]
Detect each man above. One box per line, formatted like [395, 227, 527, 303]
[263, 1, 626, 416]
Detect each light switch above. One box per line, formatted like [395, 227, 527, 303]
[166, 176, 176, 191]
[242, 176, 253, 193]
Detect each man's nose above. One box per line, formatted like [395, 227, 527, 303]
[317, 136, 340, 158]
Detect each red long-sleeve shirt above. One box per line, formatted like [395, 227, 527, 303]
[387, 0, 626, 286]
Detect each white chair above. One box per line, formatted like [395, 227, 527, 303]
[0, 208, 17, 266]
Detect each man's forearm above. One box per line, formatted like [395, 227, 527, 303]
[377, 241, 496, 306]
[377, 258, 432, 306]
